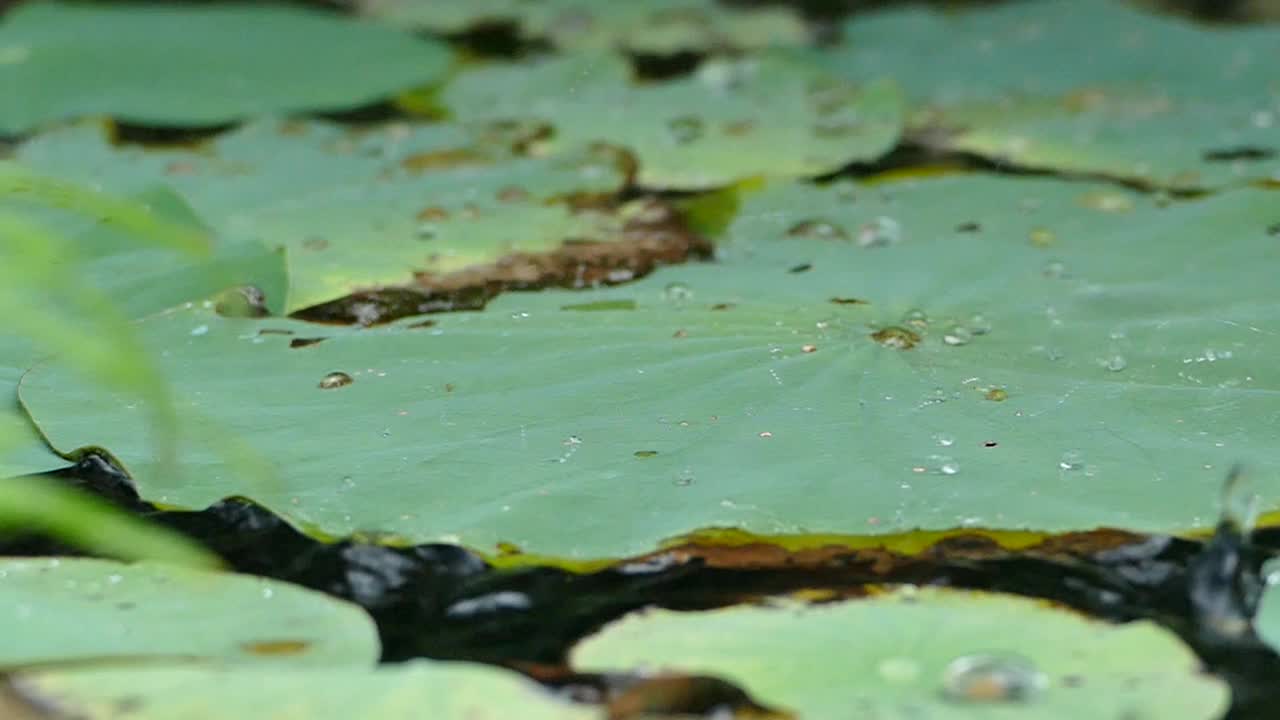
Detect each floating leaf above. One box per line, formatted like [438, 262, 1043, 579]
[0, 1, 452, 132]
[443, 52, 903, 189]
[16, 175, 1279, 557]
[815, 0, 1280, 189]
[359, 0, 808, 54]
[572, 588, 1229, 719]
[0, 557, 378, 669]
[16, 120, 628, 312]
[10, 661, 592, 720]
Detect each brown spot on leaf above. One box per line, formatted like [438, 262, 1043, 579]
[829, 297, 868, 305]
[870, 326, 920, 349]
[240, 640, 311, 656]
[401, 147, 485, 173]
[416, 206, 450, 221]
[294, 198, 711, 325]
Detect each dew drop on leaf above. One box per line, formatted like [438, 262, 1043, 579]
[663, 282, 694, 302]
[1042, 260, 1068, 278]
[968, 313, 992, 335]
[941, 652, 1046, 703]
[856, 216, 902, 248]
[943, 326, 973, 346]
[1059, 450, 1084, 471]
[666, 115, 704, 144]
[901, 309, 929, 330]
[934, 433, 955, 447]
[1102, 354, 1128, 372]
[318, 371, 353, 389]
[786, 219, 848, 240]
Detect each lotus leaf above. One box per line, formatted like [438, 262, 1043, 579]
[443, 51, 903, 189]
[16, 175, 1279, 557]
[0, 1, 452, 133]
[358, 0, 807, 54]
[815, 0, 1280, 189]
[0, 557, 378, 668]
[572, 587, 1229, 719]
[16, 120, 628, 312]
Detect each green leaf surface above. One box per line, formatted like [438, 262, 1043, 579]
[17, 175, 1280, 557]
[443, 52, 903, 189]
[11, 660, 591, 720]
[16, 120, 627, 312]
[1, 181, 284, 476]
[0, 557, 378, 669]
[814, 0, 1280, 189]
[0, 1, 452, 133]
[572, 588, 1229, 719]
[359, 0, 808, 54]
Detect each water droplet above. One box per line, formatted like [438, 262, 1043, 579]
[663, 282, 694, 302]
[934, 433, 955, 447]
[902, 308, 929, 330]
[878, 657, 921, 683]
[1058, 450, 1084, 471]
[318, 371, 353, 389]
[341, 476, 356, 489]
[1042, 260, 1068, 278]
[1028, 228, 1056, 247]
[1101, 354, 1127, 372]
[786, 219, 848, 240]
[856, 216, 902, 248]
[941, 652, 1047, 703]
[968, 314, 992, 335]
[415, 222, 439, 240]
[801, 344, 818, 353]
[190, 324, 209, 336]
[674, 469, 695, 486]
[261, 587, 275, 600]
[984, 387, 1008, 402]
[940, 461, 960, 475]
[758, 431, 773, 438]
[667, 115, 704, 144]
[871, 326, 921, 350]
[1078, 192, 1134, 213]
[943, 326, 973, 346]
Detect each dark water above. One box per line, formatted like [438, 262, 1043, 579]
[3, 454, 1278, 719]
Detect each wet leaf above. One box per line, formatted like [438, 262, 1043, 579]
[10, 661, 592, 719]
[15, 175, 1279, 557]
[572, 588, 1229, 719]
[814, 0, 1280, 189]
[443, 52, 903, 189]
[16, 120, 627, 312]
[0, 1, 451, 132]
[358, 0, 807, 54]
[0, 557, 378, 668]
[0, 180, 283, 476]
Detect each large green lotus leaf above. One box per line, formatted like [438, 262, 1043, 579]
[16, 120, 627, 312]
[0, 557, 378, 668]
[813, 0, 1280, 189]
[1, 187, 284, 475]
[443, 52, 903, 189]
[359, 0, 807, 54]
[12, 660, 591, 720]
[572, 587, 1229, 719]
[0, 1, 451, 133]
[18, 175, 1280, 557]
